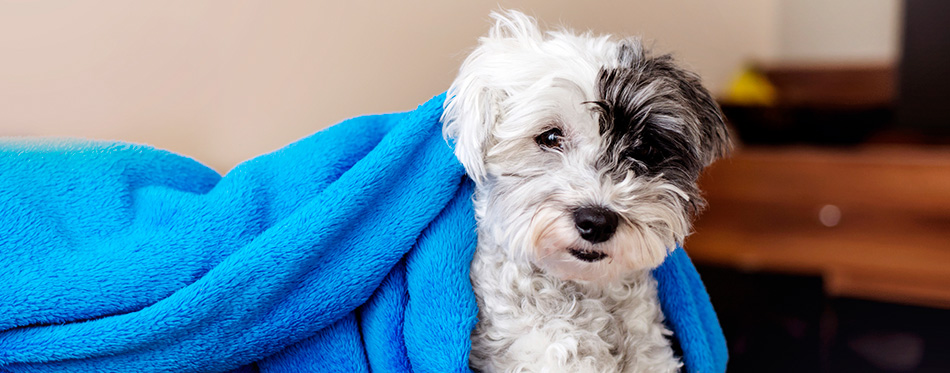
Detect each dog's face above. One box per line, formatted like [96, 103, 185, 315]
[443, 11, 729, 283]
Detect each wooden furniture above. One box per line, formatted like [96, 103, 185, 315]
[685, 146, 950, 309]
[762, 62, 894, 109]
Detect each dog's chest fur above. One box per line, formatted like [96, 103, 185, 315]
[468, 242, 681, 373]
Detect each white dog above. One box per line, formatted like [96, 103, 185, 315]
[442, 10, 729, 372]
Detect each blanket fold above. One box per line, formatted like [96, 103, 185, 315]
[0, 93, 725, 372]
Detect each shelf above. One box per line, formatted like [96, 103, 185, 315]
[686, 146, 950, 308]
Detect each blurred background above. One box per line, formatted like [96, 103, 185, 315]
[2, 0, 948, 371]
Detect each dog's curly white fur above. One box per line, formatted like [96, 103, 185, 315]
[443, 10, 729, 372]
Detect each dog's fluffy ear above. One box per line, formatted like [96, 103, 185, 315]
[676, 63, 732, 167]
[443, 10, 543, 184]
[640, 51, 732, 169]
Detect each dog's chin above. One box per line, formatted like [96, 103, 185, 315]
[531, 223, 672, 284]
[531, 243, 655, 285]
[535, 251, 612, 283]
[533, 247, 662, 285]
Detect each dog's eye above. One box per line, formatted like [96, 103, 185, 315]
[535, 128, 564, 149]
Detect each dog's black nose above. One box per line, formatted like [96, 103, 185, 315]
[573, 207, 619, 244]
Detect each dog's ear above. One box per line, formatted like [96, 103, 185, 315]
[442, 71, 504, 185]
[679, 66, 732, 168]
[646, 53, 732, 169]
[443, 10, 542, 184]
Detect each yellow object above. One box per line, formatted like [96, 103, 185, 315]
[724, 66, 777, 106]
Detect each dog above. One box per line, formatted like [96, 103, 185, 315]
[442, 10, 730, 372]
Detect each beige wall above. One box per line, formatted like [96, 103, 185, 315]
[776, 0, 902, 62]
[0, 1, 892, 172]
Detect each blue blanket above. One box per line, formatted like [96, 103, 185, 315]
[0, 94, 726, 372]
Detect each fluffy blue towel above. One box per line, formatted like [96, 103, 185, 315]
[0, 93, 726, 372]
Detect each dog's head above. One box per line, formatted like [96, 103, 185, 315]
[443, 10, 729, 283]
